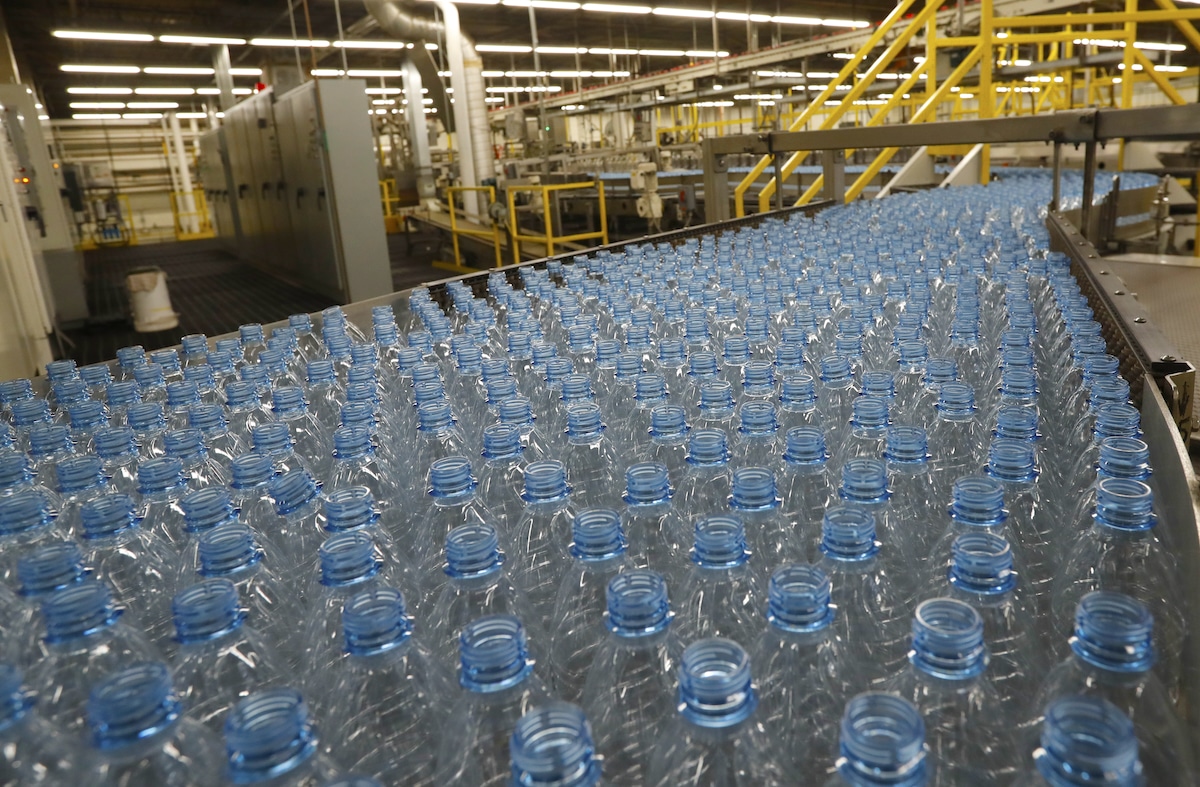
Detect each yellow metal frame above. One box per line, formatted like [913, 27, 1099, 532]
[732, 0, 1197, 216]
[169, 189, 215, 241]
[447, 185, 504, 270]
[380, 179, 402, 217]
[506, 180, 609, 265]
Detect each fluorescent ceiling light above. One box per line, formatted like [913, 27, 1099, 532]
[756, 69, 801, 78]
[232, 88, 252, 95]
[771, 15, 822, 24]
[485, 97, 506, 102]
[653, 7, 713, 17]
[72, 113, 123, 119]
[758, 100, 776, 106]
[549, 69, 630, 77]
[334, 40, 409, 49]
[734, 93, 782, 100]
[832, 52, 854, 59]
[39, 115, 49, 120]
[588, 47, 638, 55]
[196, 87, 222, 94]
[159, 34, 247, 45]
[177, 112, 208, 118]
[312, 69, 345, 77]
[229, 68, 262, 76]
[641, 49, 686, 56]
[486, 85, 563, 92]
[373, 99, 397, 105]
[67, 86, 133, 94]
[716, 11, 770, 21]
[127, 101, 179, 109]
[685, 50, 727, 58]
[347, 69, 405, 77]
[54, 30, 153, 42]
[365, 87, 404, 94]
[69, 102, 126, 109]
[135, 87, 196, 95]
[582, 2, 652, 12]
[1156, 65, 1188, 72]
[477, 44, 533, 52]
[143, 66, 215, 75]
[425, 43, 439, 49]
[693, 100, 733, 107]
[536, 46, 587, 54]
[123, 113, 163, 119]
[61, 64, 141, 74]
[503, 0, 582, 7]
[1074, 38, 1186, 52]
[250, 38, 330, 47]
[959, 93, 974, 99]
[823, 19, 870, 28]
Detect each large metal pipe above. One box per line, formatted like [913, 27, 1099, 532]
[402, 60, 439, 210]
[365, 0, 493, 216]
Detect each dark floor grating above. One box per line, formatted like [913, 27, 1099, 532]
[61, 229, 455, 367]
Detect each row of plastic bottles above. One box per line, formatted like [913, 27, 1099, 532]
[0, 169, 1190, 785]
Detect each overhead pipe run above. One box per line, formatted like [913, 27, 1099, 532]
[364, 0, 495, 218]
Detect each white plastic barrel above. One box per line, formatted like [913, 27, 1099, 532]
[125, 267, 179, 333]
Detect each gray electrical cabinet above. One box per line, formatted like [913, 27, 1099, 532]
[199, 79, 391, 304]
[198, 127, 241, 254]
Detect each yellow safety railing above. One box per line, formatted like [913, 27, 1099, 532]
[447, 185, 504, 270]
[88, 193, 139, 248]
[506, 180, 608, 266]
[380, 179, 402, 217]
[169, 188, 215, 241]
[732, 0, 1200, 215]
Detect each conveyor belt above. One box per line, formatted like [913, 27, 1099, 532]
[1097, 253, 1200, 430]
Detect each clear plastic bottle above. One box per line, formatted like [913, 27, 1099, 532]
[835, 396, 890, 475]
[824, 692, 932, 786]
[270, 388, 334, 482]
[727, 467, 796, 583]
[927, 382, 982, 504]
[776, 373, 822, 436]
[0, 487, 69, 586]
[732, 401, 783, 469]
[884, 598, 1018, 785]
[415, 457, 497, 578]
[647, 638, 784, 786]
[55, 455, 111, 539]
[778, 427, 834, 561]
[548, 508, 630, 702]
[675, 428, 733, 524]
[581, 570, 678, 784]
[674, 514, 763, 649]
[195, 523, 306, 674]
[427, 524, 532, 667]
[434, 615, 552, 786]
[166, 427, 230, 490]
[93, 426, 141, 496]
[1050, 478, 1184, 694]
[752, 564, 850, 777]
[78, 492, 177, 651]
[265, 469, 327, 576]
[318, 587, 447, 784]
[1022, 696, 1144, 787]
[9, 541, 91, 667]
[28, 579, 159, 740]
[621, 462, 686, 577]
[510, 460, 577, 620]
[223, 689, 343, 786]
[28, 423, 76, 492]
[0, 663, 80, 780]
[475, 423, 528, 531]
[136, 456, 190, 550]
[1036, 591, 1193, 785]
[127, 401, 170, 459]
[172, 578, 291, 734]
[509, 702, 602, 787]
[187, 403, 246, 473]
[227, 452, 279, 534]
[816, 506, 909, 688]
[76, 661, 223, 786]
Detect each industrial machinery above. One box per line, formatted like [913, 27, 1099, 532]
[201, 79, 392, 304]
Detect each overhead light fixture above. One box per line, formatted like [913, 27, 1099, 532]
[143, 66, 215, 75]
[771, 15, 821, 24]
[486, 85, 563, 92]
[832, 52, 854, 59]
[54, 30, 154, 42]
[823, 19, 870, 28]
[69, 102, 126, 109]
[685, 50, 725, 58]
[347, 69, 405, 77]
[122, 112, 163, 119]
[177, 112, 208, 118]
[250, 38, 331, 47]
[588, 46, 637, 55]
[127, 101, 179, 109]
[959, 93, 974, 99]
[134, 87, 196, 95]
[716, 11, 770, 21]
[67, 86, 133, 94]
[232, 88, 252, 95]
[38, 115, 49, 120]
[1156, 64, 1187, 72]
[503, 0, 582, 7]
[159, 34, 247, 45]
[1074, 38, 1186, 52]
[229, 67, 262, 76]
[196, 87, 222, 94]
[333, 40, 409, 49]
[60, 64, 141, 74]
[425, 43, 439, 50]
[536, 46, 587, 54]
[692, 100, 733, 107]
[312, 69, 345, 77]
[365, 87, 403, 94]
[72, 113, 123, 119]
[372, 99, 397, 105]
[734, 93, 783, 100]
[548, 70, 629, 77]
[476, 44, 533, 53]
[581, 2, 652, 12]
[653, 6, 712, 17]
[485, 97, 506, 103]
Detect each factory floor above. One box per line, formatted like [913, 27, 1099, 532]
[61, 226, 448, 367]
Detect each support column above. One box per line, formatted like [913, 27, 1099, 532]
[978, 0, 994, 180]
[212, 45, 236, 112]
[170, 112, 198, 234]
[1118, 0, 1137, 169]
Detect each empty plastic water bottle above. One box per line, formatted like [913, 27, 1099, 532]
[1036, 591, 1194, 785]
[434, 615, 551, 785]
[223, 688, 343, 785]
[885, 598, 1018, 785]
[270, 387, 334, 482]
[75, 661, 223, 786]
[416, 457, 497, 579]
[752, 564, 849, 777]
[92, 426, 140, 496]
[227, 452, 277, 535]
[674, 428, 732, 523]
[647, 637, 784, 785]
[475, 423, 528, 531]
[622, 462, 686, 577]
[28, 579, 159, 740]
[824, 693, 930, 786]
[0, 663, 80, 780]
[1023, 696, 1143, 787]
[560, 404, 619, 510]
[165, 427, 229, 490]
[0, 487, 69, 587]
[317, 587, 446, 784]
[56, 455, 111, 540]
[78, 492, 176, 651]
[136, 456, 189, 550]
[509, 702, 602, 787]
[512, 461, 576, 621]
[266, 468, 327, 575]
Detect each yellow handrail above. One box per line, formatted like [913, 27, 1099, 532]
[379, 179, 402, 218]
[447, 185, 504, 269]
[732, 0, 923, 216]
[170, 188, 215, 241]
[756, 0, 942, 213]
[506, 180, 608, 265]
